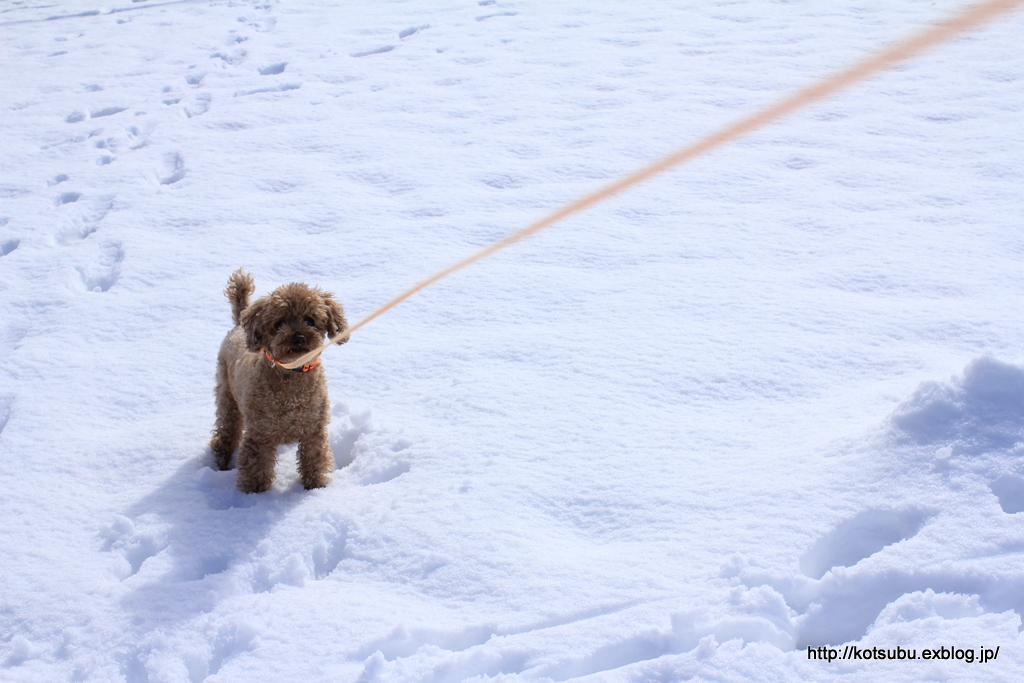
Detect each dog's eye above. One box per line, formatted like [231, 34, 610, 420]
[305, 317, 315, 328]
[274, 321, 283, 330]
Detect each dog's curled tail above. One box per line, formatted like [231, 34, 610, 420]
[225, 268, 255, 325]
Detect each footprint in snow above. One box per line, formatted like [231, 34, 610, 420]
[348, 439, 410, 486]
[201, 624, 257, 677]
[0, 185, 30, 199]
[76, 241, 123, 293]
[92, 135, 117, 153]
[311, 516, 348, 579]
[233, 83, 300, 97]
[184, 93, 211, 118]
[362, 460, 410, 485]
[989, 475, 1024, 514]
[399, 25, 429, 39]
[160, 86, 181, 105]
[211, 49, 248, 66]
[0, 400, 9, 434]
[258, 61, 286, 75]
[90, 106, 127, 119]
[254, 16, 277, 33]
[158, 152, 185, 185]
[237, 14, 276, 33]
[125, 124, 148, 150]
[251, 515, 349, 591]
[784, 156, 816, 170]
[100, 514, 165, 580]
[330, 406, 373, 468]
[476, 11, 518, 21]
[799, 508, 929, 580]
[56, 195, 112, 244]
[350, 45, 395, 58]
[1, 239, 19, 257]
[66, 106, 128, 122]
[329, 405, 411, 484]
[85, 126, 147, 161]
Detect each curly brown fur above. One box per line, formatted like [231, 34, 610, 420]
[225, 268, 254, 325]
[210, 268, 349, 493]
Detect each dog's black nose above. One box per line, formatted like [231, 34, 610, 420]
[292, 333, 306, 348]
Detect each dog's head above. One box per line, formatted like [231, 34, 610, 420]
[239, 282, 349, 363]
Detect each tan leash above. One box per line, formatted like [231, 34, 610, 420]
[282, 0, 1023, 371]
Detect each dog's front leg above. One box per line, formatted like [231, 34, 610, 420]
[236, 433, 277, 493]
[298, 432, 334, 490]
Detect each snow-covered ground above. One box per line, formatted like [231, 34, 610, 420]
[2, 0, 1023, 681]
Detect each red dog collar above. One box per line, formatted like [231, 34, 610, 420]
[262, 348, 321, 373]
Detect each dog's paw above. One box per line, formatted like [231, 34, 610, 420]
[208, 431, 237, 470]
[238, 479, 272, 494]
[210, 446, 234, 471]
[301, 472, 331, 490]
[214, 454, 234, 471]
[236, 469, 273, 494]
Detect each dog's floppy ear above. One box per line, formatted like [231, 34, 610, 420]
[322, 293, 350, 345]
[238, 298, 270, 352]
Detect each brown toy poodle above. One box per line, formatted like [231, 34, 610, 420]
[210, 268, 349, 493]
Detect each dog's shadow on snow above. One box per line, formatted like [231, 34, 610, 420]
[112, 405, 400, 633]
[113, 450, 317, 630]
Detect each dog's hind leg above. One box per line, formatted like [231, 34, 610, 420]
[298, 432, 334, 490]
[210, 366, 243, 470]
[236, 433, 277, 493]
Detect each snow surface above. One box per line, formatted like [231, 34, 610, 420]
[1, 0, 1024, 681]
